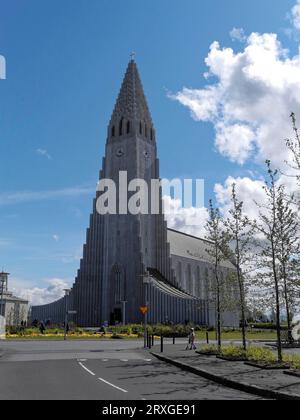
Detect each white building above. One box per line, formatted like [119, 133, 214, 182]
[0, 272, 29, 327]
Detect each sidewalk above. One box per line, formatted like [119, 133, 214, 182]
[150, 343, 300, 400]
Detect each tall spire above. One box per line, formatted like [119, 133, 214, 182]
[108, 59, 155, 142]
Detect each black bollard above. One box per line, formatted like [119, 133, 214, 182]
[152, 334, 154, 346]
[160, 334, 164, 353]
[173, 335, 175, 345]
[206, 331, 209, 344]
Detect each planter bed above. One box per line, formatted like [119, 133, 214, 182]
[244, 361, 290, 370]
[196, 350, 220, 357]
[217, 355, 248, 362]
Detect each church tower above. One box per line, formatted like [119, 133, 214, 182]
[32, 59, 207, 328]
[72, 59, 174, 326]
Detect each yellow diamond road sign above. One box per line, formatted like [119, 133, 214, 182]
[140, 306, 148, 315]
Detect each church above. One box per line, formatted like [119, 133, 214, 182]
[31, 59, 238, 327]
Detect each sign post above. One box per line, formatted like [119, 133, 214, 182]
[140, 305, 148, 349]
[140, 273, 151, 349]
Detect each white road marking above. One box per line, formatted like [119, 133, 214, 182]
[78, 362, 96, 376]
[120, 359, 128, 362]
[78, 359, 87, 362]
[144, 359, 152, 362]
[102, 359, 108, 362]
[98, 377, 128, 393]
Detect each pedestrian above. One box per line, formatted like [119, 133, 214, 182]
[189, 328, 196, 350]
[39, 321, 46, 335]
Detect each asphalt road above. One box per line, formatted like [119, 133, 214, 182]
[0, 339, 262, 400]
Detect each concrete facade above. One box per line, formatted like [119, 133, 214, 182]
[0, 272, 29, 327]
[31, 60, 238, 327]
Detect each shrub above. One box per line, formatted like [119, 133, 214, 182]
[221, 345, 246, 358]
[199, 344, 219, 354]
[250, 323, 288, 331]
[246, 346, 276, 363]
[283, 354, 300, 370]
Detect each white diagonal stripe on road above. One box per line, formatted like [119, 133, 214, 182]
[98, 377, 128, 393]
[78, 362, 95, 376]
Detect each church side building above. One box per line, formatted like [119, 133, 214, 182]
[0, 272, 29, 327]
[31, 60, 238, 327]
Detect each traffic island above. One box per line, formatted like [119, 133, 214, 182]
[284, 370, 300, 378]
[244, 361, 291, 370]
[150, 344, 300, 400]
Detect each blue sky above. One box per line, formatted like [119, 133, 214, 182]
[0, 0, 298, 302]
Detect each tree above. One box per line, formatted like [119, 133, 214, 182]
[286, 112, 300, 186]
[205, 200, 232, 351]
[276, 191, 300, 339]
[224, 183, 254, 351]
[254, 161, 300, 362]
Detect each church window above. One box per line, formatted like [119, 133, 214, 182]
[145, 124, 148, 138]
[139, 121, 143, 135]
[150, 128, 153, 141]
[127, 121, 130, 134]
[119, 118, 124, 136]
[112, 126, 115, 137]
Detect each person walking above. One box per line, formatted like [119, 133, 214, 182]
[190, 328, 196, 350]
[185, 328, 196, 350]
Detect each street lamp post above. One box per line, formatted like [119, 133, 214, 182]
[0, 278, 4, 318]
[64, 289, 71, 341]
[0, 272, 8, 318]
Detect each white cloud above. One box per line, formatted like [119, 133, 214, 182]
[52, 234, 59, 242]
[163, 196, 208, 238]
[36, 149, 52, 160]
[214, 176, 266, 221]
[230, 27, 246, 42]
[292, 0, 300, 30]
[171, 32, 299, 167]
[214, 172, 299, 224]
[10, 277, 71, 306]
[0, 185, 95, 206]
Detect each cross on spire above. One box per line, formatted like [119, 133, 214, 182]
[130, 51, 136, 61]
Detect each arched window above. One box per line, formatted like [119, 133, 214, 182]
[112, 126, 115, 137]
[126, 121, 130, 134]
[139, 121, 143, 135]
[150, 128, 153, 141]
[145, 124, 148, 138]
[119, 118, 124, 136]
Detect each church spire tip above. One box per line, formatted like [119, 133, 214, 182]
[130, 51, 136, 62]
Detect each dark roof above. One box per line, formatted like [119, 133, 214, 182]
[167, 228, 235, 269]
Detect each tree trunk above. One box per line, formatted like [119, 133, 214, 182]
[216, 275, 222, 352]
[271, 240, 283, 363]
[236, 265, 247, 351]
[282, 266, 292, 334]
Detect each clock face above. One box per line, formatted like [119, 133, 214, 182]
[143, 150, 150, 159]
[116, 148, 124, 157]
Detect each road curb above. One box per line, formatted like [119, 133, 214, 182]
[150, 352, 300, 401]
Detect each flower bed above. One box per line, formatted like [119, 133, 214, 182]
[197, 344, 300, 370]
